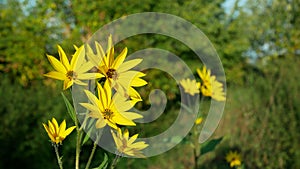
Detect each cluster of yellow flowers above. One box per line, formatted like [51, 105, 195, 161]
[43, 35, 148, 157]
[180, 66, 226, 101]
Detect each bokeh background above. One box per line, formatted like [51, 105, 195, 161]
[0, 0, 299, 168]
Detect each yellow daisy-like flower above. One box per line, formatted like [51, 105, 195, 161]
[195, 117, 203, 125]
[42, 118, 76, 144]
[225, 151, 242, 168]
[86, 35, 147, 101]
[111, 129, 148, 157]
[179, 78, 200, 96]
[197, 66, 226, 101]
[44, 45, 103, 90]
[80, 81, 143, 130]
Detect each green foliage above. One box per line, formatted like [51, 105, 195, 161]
[200, 137, 223, 156]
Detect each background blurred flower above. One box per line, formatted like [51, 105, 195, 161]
[197, 67, 226, 101]
[180, 78, 200, 96]
[42, 118, 76, 144]
[225, 151, 242, 168]
[194, 117, 203, 125]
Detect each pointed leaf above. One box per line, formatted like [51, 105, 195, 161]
[61, 92, 76, 123]
[200, 137, 223, 155]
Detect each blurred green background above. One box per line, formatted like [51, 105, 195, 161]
[0, 0, 299, 168]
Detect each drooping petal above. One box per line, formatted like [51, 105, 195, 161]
[113, 113, 136, 126]
[63, 79, 73, 90]
[96, 119, 106, 128]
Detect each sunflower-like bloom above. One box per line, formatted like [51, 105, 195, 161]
[179, 78, 200, 96]
[225, 151, 242, 168]
[111, 129, 148, 157]
[86, 35, 147, 101]
[44, 45, 103, 90]
[42, 118, 76, 144]
[80, 81, 142, 130]
[197, 66, 226, 101]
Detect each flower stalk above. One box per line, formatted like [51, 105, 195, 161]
[54, 144, 64, 169]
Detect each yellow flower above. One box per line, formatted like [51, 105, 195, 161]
[86, 35, 147, 101]
[80, 81, 143, 130]
[225, 151, 242, 168]
[195, 117, 203, 125]
[44, 45, 103, 90]
[111, 129, 148, 157]
[42, 118, 76, 144]
[179, 78, 200, 96]
[197, 66, 226, 101]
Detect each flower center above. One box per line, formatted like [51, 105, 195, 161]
[66, 71, 77, 80]
[106, 69, 118, 80]
[103, 108, 114, 119]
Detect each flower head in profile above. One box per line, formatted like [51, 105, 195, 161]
[80, 81, 142, 130]
[44, 45, 103, 90]
[111, 129, 148, 157]
[225, 151, 242, 168]
[197, 66, 226, 101]
[86, 35, 147, 101]
[180, 78, 200, 96]
[194, 117, 203, 125]
[42, 118, 76, 144]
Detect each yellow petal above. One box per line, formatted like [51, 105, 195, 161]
[128, 134, 138, 145]
[117, 59, 142, 73]
[62, 126, 76, 138]
[58, 120, 67, 136]
[76, 61, 94, 73]
[71, 45, 85, 70]
[63, 79, 73, 90]
[57, 45, 71, 70]
[95, 41, 105, 58]
[96, 119, 106, 128]
[73, 79, 88, 86]
[77, 73, 104, 80]
[83, 90, 99, 108]
[51, 118, 59, 132]
[44, 71, 66, 80]
[121, 112, 143, 120]
[47, 55, 67, 74]
[80, 103, 99, 113]
[112, 47, 127, 69]
[113, 113, 136, 126]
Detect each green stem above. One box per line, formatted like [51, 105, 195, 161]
[76, 128, 83, 169]
[85, 135, 100, 169]
[193, 147, 198, 169]
[110, 154, 121, 169]
[54, 145, 64, 169]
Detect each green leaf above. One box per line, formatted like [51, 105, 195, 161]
[81, 119, 96, 145]
[61, 92, 76, 123]
[93, 153, 108, 169]
[200, 137, 223, 155]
